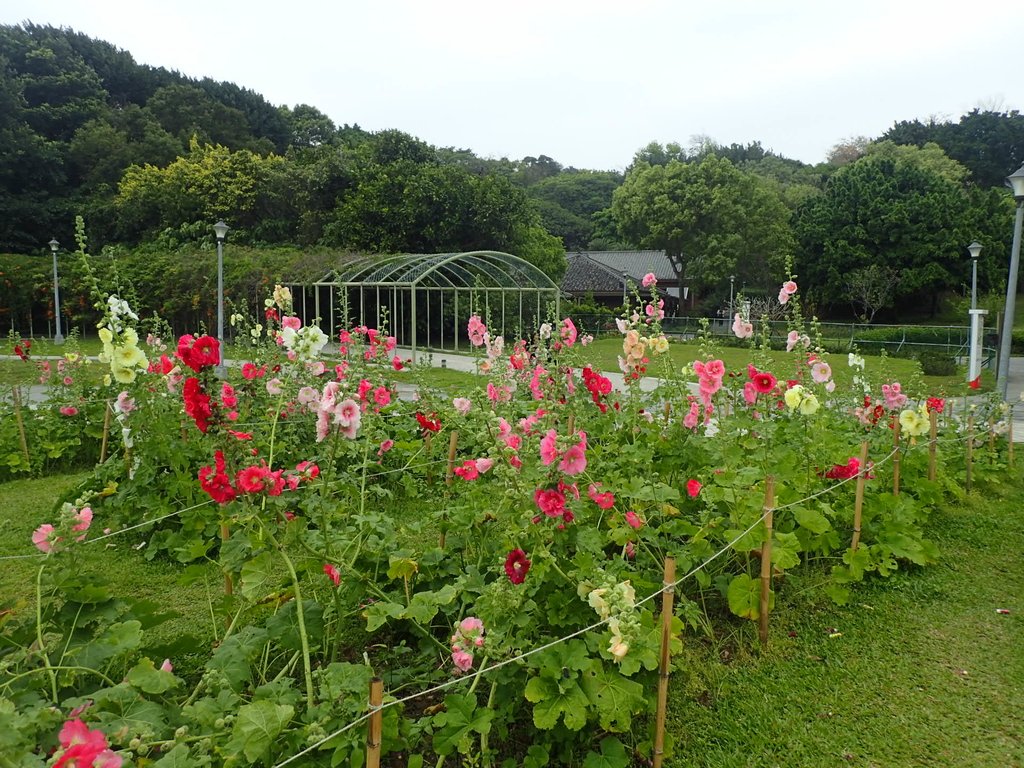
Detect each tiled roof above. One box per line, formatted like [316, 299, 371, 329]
[561, 250, 678, 294]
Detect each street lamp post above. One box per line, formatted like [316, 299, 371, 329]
[729, 274, 735, 315]
[621, 272, 628, 307]
[968, 241, 982, 310]
[997, 164, 1024, 399]
[48, 238, 63, 345]
[213, 221, 230, 377]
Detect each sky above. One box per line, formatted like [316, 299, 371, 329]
[5, 0, 1024, 171]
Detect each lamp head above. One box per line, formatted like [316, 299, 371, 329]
[213, 221, 230, 241]
[968, 241, 983, 261]
[1007, 163, 1024, 201]
[48, 238, 59, 253]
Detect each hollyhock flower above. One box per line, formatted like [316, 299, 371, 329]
[504, 549, 531, 584]
[392, 355, 404, 371]
[560, 317, 579, 347]
[534, 488, 567, 518]
[899, 408, 930, 437]
[539, 429, 559, 466]
[32, 523, 58, 553]
[176, 334, 220, 372]
[373, 387, 391, 407]
[199, 450, 236, 504]
[587, 483, 615, 509]
[743, 381, 758, 404]
[782, 280, 798, 295]
[732, 313, 753, 339]
[624, 511, 643, 529]
[113, 391, 135, 415]
[416, 412, 441, 433]
[683, 401, 700, 430]
[848, 352, 865, 369]
[236, 464, 285, 496]
[282, 315, 301, 331]
[160, 658, 174, 673]
[778, 289, 790, 305]
[686, 479, 702, 498]
[785, 330, 801, 352]
[241, 362, 265, 380]
[539, 322, 552, 339]
[881, 382, 908, 410]
[467, 315, 487, 347]
[59, 406, 78, 417]
[297, 386, 319, 410]
[266, 378, 283, 396]
[559, 437, 587, 476]
[799, 393, 820, 415]
[475, 458, 494, 473]
[452, 397, 472, 415]
[378, 439, 394, 456]
[183, 377, 213, 433]
[926, 397, 945, 414]
[323, 563, 341, 587]
[746, 370, 774, 394]
[811, 361, 832, 384]
[824, 457, 861, 480]
[784, 384, 805, 410]
[72, 507, 92, 540]
[220, 382, 237, 408]
[454, 460, 480, 481]
[642, 272, 657, 287]
[54, 719, 121, 768]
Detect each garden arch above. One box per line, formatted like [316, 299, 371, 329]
[290, 251, 561, 361]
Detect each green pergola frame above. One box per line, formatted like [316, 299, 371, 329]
[289, 251, 560, 361]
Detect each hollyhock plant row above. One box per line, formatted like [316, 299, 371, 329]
[5, 272, 1012, 768]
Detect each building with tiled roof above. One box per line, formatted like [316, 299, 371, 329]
[561, 250, 687, 312]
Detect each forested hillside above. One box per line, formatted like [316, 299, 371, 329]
[1, 21, 1023, 324]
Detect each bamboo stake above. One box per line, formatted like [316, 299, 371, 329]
[928, 410, 938, 482]
[663, 400, 671, 424]
[366, 677, 383, 768]
[966, 415, 974, 494]
[758, 477, 775, 647]
[445, 430, 459, 485]
[98, 400, 112, 464]
[892, 420, 901, 496]
[851, 441, 869, 552]
[566, 413, 575, 437]
[652, 557, 676, 768]
[12, 386, 31, 467]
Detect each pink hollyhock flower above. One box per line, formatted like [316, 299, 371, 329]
[588, 483, 616, 509]
[281, 316, 301, 331]
[59, 406, 78, 417]
[475, 458, 494, 473]
[335, 398, 361, 428]
[534, 488, 566, 517]
[62, 376, 74, 386]
[683, 402, 700, 430]
[114, 391, 135, 414]
[881, 382, 907, 410]
[392, 355, 404, 371]
[467, 315, 487, 347]
[452, 649, 474, 672]
[785, 330, 801, 352]
[378, 439, 394, 456]
[624, 510, 643, 529]
[743, 381, 757, 404]
[72, 507, 92, 540]
[323, 563, 341, 587]
[297, 386, 319, 410]
[266, 378, 283, 395]
[220, 382, 237, 408]
[452, 397, 472, 415]
[504, 549, 531, 584]
[625, 541, 636, 559]
[539, 429, 559, 466]
[32, 523, 58, 553]
[307, 361, 326, 376]
[686, 479, 702, 498]
[373, 387, 391, 407]
[55, 719, 121, 768]
[704, 359, 725, 379]
[811, 361, 832, 384]
[560, 318, 578, 346]
[453, 460, 479, 481]
[558, 440, 587, 476]
[160, 658, 174, 673]
[782, 280, 798, 295]
[732, 313, 753, 339]
[641, 272, 657, 288]
[778, 289, 790, 305]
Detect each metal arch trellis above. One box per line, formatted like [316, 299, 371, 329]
[300, 251, 560, 361]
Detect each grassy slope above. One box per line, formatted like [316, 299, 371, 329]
[667, 468, 1024, 767]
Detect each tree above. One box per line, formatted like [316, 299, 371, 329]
[611, 154, 794, 295]
[843, 264, 901, 322]
[826, 136, 871, 167]
[526, 171, 622, 250]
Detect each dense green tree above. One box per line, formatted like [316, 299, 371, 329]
[526, 170, 622, 250]
[612, 154, 794, 295]
[793, 146, 1012, 316]
[281, 103, 338, 147]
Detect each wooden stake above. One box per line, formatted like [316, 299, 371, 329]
[221, 523, 233, 596]
[663, 400, 671, 424]
[445, 430, 459, 485]
[652, 557, 676, 768]
[928, 410, 938, 482]
[966, 415, 974, 494]
[98, 400, 112, 464]
[758, 477, 775, 647]
[851, 441, 869, 552]
[12, 386, 31, 468]
[892, 420, 901, 496]
[566, 413, 576, 437]
[366, 677, 383, 768]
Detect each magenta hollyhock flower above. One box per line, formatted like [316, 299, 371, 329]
[55, 719, 121, 768]
[323, 563, 341, 587]
[59, 406, 78, 417]
[539, 429, 559, 466]
[560, 318, 578, 346]
[751, 371, 777, 394]
[558, 441, 587, 476]
[453, 460, 479, 481]
[373, 387, 391, 407]
[72, 507, 92, 540]
[504, 549, 531, 584]
[686, 479, 702, 498]
[377, 439, 394, 456]
[624, 510, 643, 529]
[467, 315, 487, 347]
[587, 483, 615, 510]
[534, 488, 566, 517]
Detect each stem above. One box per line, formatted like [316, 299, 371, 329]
[480, 679, 498, 768]
[262, 522, 315, 706]
[1, 664, 118, 692]
[183, 604, 245, 707]
[35, 565, 58, 702]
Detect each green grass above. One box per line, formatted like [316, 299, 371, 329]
[665, 467, 1024, 767]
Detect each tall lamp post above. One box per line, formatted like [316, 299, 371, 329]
[621, 272, 628, 307]
[997, 164, 1024, 398]
[729, 274, 735, 315]
[48, 238, 64, 345]
[968, 241, 982, 310]
[213, 221, 230, 377]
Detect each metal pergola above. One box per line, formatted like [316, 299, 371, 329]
[288, 251, 561, 361]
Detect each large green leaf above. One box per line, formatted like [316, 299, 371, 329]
[431, 692, 494, 756]
[126, 657, 179, 694]
[580, 665, 646, 731]
[240, 551, 278, 601]
[793, 505, 832, 534]
[771, 531, 802, 571]
[726, 573, 772, 620]
[524, 676, 589, 730]
[225, 700, 294, 764]
[583, 737, 630, 768]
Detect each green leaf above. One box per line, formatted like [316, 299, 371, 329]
[770, 531, 802, 571]
[583, 736, 630, 768]
[524, 676, 590, 730]
[431, 692, 494, 756]
[364, 600, 404, 632]
[726, 573, 772, 620]
[240, 551, 278, 601]
[386, 556, 418, 580]
[153, 743, 200, 766]
[225, 700, 294, 763]
[580, 665, 646, 731]
[71, 620, 142, 669]
[793, 505, 832, 534]
[403, 584, 457, 624]
[126, 657, 179, 694]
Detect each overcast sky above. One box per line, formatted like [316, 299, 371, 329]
[5, 0, 1023, 170]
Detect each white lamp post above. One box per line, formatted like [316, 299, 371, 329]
[48, 238, 63, 345]
[729, 274, 735, 315]
[213, 220, 230, 377]
[967, 241, 982, 310]
[997, 164, 1024, 398]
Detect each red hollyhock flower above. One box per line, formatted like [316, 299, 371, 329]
[236, 464, 285, 496]
[415, 412, 441, 432]
[534, 488, 567, 517]
[751, 371, 777, 394]
[183, 377, 213, 433]
[686, 478, 702, 498]
[199, 450, 237, 504]
[176, 334, 220, 372]
[323, 563, 341, 587]
[504, 549, 531, 584]
[823, 457, 860, 480]
[968, 376, 981, 390]
[925, 397, 945, 414]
